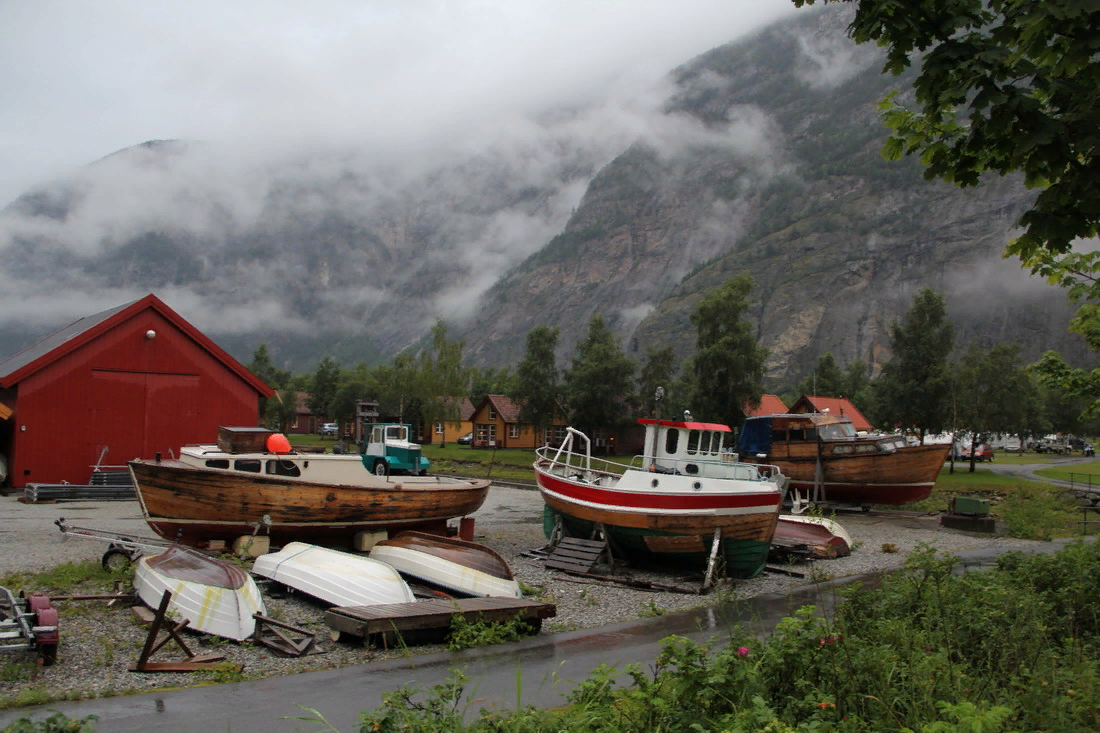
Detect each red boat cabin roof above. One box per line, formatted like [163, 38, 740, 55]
[637, 418, 731, 432]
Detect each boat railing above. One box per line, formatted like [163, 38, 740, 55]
[626, 454, 785, 481]
[538, 428, 626, 483]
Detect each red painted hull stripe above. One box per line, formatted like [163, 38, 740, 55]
[536, 472, 779, 511]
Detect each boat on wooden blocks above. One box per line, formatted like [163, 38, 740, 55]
[134, 545, 265, 641]
[534, 417, 786, 580]
[252, 542, 415, 607]
[128, 427, 490, 548]
[738, 413, 951, 506]
[369, 531, 523, 599]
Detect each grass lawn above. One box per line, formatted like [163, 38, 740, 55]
[1035, 460, 1100, 484]
[900, 465, 1085, 540]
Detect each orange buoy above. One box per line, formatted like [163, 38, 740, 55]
[266, 433, 291, 454]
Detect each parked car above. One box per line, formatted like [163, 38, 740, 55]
[319, 422, 339, 437]
[457, 432, 473, 446]
[1036, 438, 1070, 454]
[962, 444, 995, 462]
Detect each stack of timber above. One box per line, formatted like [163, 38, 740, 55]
[21, 468, 136, 503]
[23, 482, 136, 503]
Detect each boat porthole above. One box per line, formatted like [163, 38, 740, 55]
[693, 481, 702, 491]
[651, 479, 659, 488]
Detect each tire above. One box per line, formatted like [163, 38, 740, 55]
[37, 643, 58, 666]
[418, 469, 428, 476]
[373, 460, 388, 477]
[102, 547, 133, 572]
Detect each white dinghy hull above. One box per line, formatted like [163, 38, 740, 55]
[134, 546, 266, 641]
[253, 542, 415, 607]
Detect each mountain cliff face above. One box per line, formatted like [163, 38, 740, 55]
[462, 7, 1088, 380]
[0, 6, 1089, 379]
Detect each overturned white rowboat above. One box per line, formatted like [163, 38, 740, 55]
[369, 531, 522, 599]
[134, 545, 265, 641]
[252, 542, 415, 607]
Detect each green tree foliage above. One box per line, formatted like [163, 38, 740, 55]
[843, 360, 874, 415]
[247, 343, 291, 389]
[796, 0, 1100, 406]
[265, 386, 298, 432]
[795, 0, 1100, 282]
[563, 316, 637, 439]
[688, 273, 768, 428]
[511, 326, 562, 441]
[872, 288, 954, 441]
[469, 366, 513, 407]
[247, 343, 292, 424]
[637, 346, 679, 418]
[797, 352, 847, 398]
[416, 321, 469, 442]
[307, 356, 341, 420]
[956, 343, 1037, 471]
[331, 362, 376, 432]
[1034, 305, 1100, 419]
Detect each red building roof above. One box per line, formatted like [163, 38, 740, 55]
[744, 394, 788, 418]
[0, 294, 272, 396]
[788, 395, 873, 432]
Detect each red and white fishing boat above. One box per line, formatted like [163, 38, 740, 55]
[534, 416, 786, 579]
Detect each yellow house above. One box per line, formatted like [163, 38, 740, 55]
[469, 394, 568, 450]
[430, 397, 475, 445]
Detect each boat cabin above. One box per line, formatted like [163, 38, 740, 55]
[738, 413, 906, 461]
[637, 417, 762, 480]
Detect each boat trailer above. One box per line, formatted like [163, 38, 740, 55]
[55, 518, 173, 570]
[0, 586, 59, 665]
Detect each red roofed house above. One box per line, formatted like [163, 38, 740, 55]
[743, 394, 788, 418]
[787, 395, 873, 433]
[469, 394, 568, 449]
[0, 294, 273, 488]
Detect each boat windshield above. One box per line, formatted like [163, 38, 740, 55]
[686, 429, 724, 456]
[819, 423, 857, 440]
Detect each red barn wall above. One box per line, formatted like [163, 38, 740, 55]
[9, 309, 261, 486]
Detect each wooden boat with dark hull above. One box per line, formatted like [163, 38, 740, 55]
[737, 413, 951, 506]
[534, 419, 786, 579]
[369, 531, 522, 599]
[129, 427, 490, 548]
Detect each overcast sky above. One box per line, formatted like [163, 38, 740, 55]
[0, 0, 800, 206]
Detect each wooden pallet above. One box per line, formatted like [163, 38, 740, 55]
[324, 597, 556, 646]
[545, 537, 610, 574]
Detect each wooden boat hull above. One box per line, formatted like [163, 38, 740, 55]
[129, 459, 490, 547]
[134, 546, 265, 641]
[369, 531, 522, 599]
[773, 516, 851, 559]
[769, 442, 951, 505]
[252, 542, 415, 607]
[535, 465, 782, 579]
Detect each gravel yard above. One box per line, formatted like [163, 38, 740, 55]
[0, 488, 1042, 707]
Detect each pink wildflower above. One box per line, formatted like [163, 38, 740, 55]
[737, 646, 750, 658]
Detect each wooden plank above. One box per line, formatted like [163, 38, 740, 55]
[545, 558, 597, 573]
[325, 597, 556, 639]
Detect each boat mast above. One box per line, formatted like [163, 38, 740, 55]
[647, 387, 664, 469]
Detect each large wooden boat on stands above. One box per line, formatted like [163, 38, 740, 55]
[128, 427, 490, 549]
[533, 416, 787, 580]
[737, 413, 951, 507]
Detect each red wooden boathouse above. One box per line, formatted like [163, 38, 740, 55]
[0, 294, 273, 488]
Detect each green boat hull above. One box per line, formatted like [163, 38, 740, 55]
[543, 506, 771, 579]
